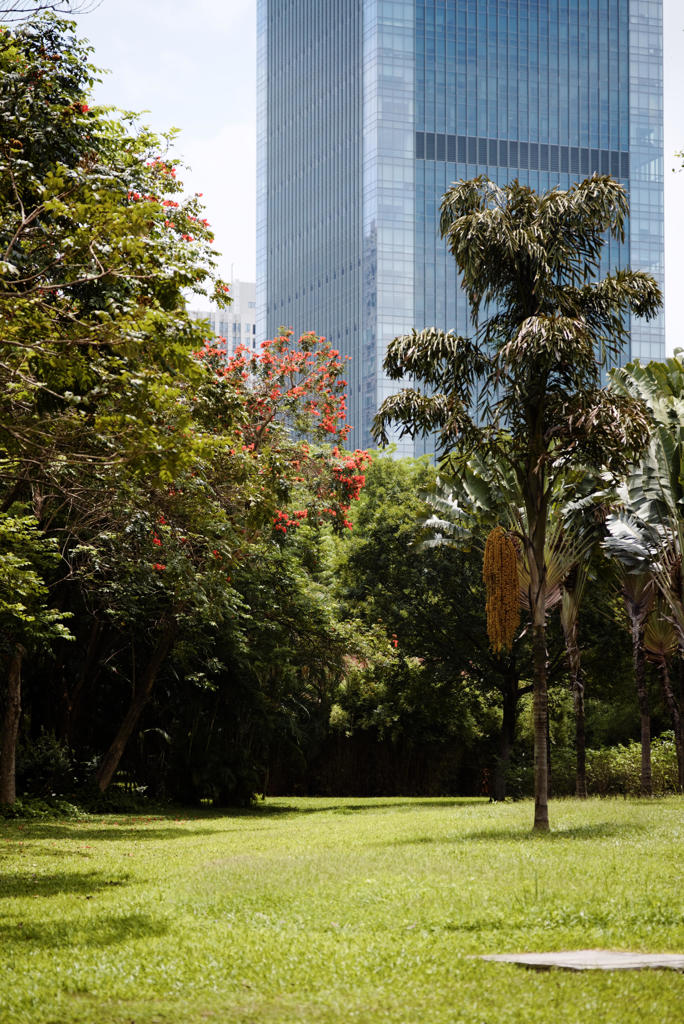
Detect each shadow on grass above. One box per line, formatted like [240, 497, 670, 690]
[0, 869, 131, 899]
[1, 799, 488, 841]
[388, 820, 647, 845]
[325, 799, 486, 814]
[195, 798, 487, 817]
[0, 910, 169, 948]
[1, 823, 221, 842]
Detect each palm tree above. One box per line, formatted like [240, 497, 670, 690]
[374, 175, 661, 829]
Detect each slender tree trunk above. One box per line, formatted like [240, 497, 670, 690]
[562, 606, 587, 798]
[573, 676, 587, 799]
[529, 568, 550, 831]
[95, 623, 175, 792]
[532, 615, 549, 830]
[526, 466, 550, 832]
[632, 622, 652, 796]
[657, 656, 684, 792]
[493, 669, 518, 801]
[545, 708, 552, 800]
[0, 645, 26, 805]
[64, 618, 102, 741]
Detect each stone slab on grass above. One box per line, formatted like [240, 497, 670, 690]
[480, 950, 684, 972]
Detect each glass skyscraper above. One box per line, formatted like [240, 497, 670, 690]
[257, 0, 664, 455]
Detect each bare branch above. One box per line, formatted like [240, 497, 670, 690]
[0, 1, 102, 21]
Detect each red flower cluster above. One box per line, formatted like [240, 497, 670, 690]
[273, 508, 308, 535]
[193, 330, 370, 541]
[332, 450, 372, 503]
[148, 159, 177, 178]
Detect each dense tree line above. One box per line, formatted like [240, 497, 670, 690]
[1, 17, 681, 815]
[0, 16, 382, 806]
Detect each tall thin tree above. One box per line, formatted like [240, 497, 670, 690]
[373, 174, 661, 830]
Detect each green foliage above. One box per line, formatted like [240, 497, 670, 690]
[586, 734, 679, 796]
[0, 507, 71, 652]
[329, 454, 506, 792]
[15, 729, 75, 795]
[0, 15, 227, 513]
[606, 354, 684, 646]
[0, 793, 83, 819]
[0, 17, 381, 804]
[1, 21, 668, 808]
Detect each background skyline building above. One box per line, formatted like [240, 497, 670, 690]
[189, 279, 257, 357]
[257, 0, 665, 455]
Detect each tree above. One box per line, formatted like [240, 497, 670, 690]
[559, 562, 590, 797]
[0, 16, 226, 492]
[0, 15, 229, 792]
[83, 330, 368, 792]
[1, 18, 376, 803]
[620, 571, 655, 795]
[373, 175, 661, 829]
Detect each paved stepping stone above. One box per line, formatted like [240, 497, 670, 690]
[480, 950, 684, 971]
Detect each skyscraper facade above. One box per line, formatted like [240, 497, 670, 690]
[257, 0, 664, 454]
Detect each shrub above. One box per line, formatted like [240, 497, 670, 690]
[15, 732, 77, 797]
[586, 733, 679, 796]
[0, 796, 84, 820]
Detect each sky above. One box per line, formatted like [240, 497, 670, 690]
[71, 0, 684, 351]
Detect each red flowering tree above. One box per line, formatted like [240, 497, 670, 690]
[193, 328, 371, 541]
[88, 330, 371, 792]
[0, 19, 374, 799]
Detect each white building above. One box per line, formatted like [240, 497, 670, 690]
[189, 279, 257, 357]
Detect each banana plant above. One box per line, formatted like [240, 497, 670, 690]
[606, 353, 684, 793]
[644, 597, 684, 791]
[421, 446, 605, 798]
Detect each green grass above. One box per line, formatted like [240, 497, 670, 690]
[1, 797, 683, 1023]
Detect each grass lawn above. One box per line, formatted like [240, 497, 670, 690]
[1, 796, 683, 1023]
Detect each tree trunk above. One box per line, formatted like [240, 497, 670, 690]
[0, 645, 26, 805]
[526, 468, 550, 832]
[532, 617, 550, 830]
[95, 623, 175, 792]
[64, 618, 103, 742]
[493, 668, 518, 801]
[573, 676, 587, 799]
[529, 557, 550, 830]
[657, 656, 684, 792]
[562, 606, 587, 798]
[632, 622, 652, 796]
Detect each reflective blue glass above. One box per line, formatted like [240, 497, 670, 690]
[258, 0, 664, 454]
